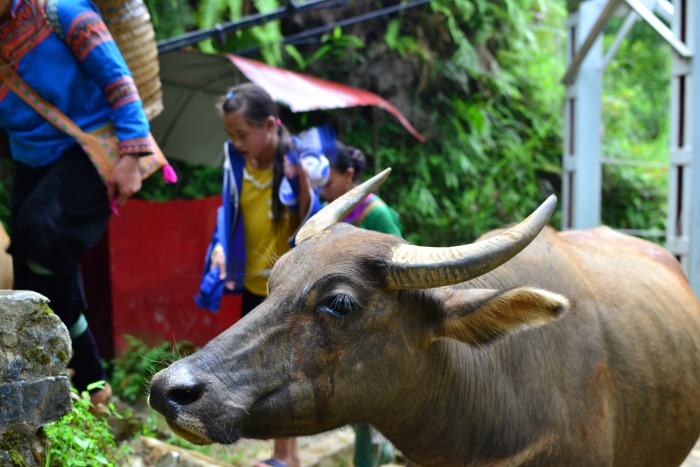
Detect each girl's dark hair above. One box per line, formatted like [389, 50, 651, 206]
[333, 141, 366, 182]
[218, 83, 290, 224]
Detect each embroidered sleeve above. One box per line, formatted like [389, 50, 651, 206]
[65, 10, 112, 61]
[55, 0, 153, 157]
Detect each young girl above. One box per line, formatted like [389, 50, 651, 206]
[321, 142, 400, 467]
[196, 83, 327, 467]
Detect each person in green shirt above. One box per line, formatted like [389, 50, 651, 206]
[321, 142, 402, 236]
[321, 141, 400, 467]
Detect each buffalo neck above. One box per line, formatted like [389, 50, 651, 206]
[371, 336, 563, 466]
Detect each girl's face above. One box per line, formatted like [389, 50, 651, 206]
[321, 167, 355, 203]
[222, 111, 276, 164]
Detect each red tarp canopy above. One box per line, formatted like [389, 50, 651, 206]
[227, 54, 425, 142]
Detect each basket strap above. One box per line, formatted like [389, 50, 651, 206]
[0, 58, 88, 142]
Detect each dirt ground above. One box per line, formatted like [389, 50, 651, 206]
[682, 438, 700, 467]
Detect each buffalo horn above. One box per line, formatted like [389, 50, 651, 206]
[295, 168, 392, 245]
[385, 195, 557, 289]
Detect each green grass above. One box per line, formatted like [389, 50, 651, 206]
[43, 382, 133, 467]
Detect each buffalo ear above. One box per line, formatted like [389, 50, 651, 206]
[436, 287, 569, 346]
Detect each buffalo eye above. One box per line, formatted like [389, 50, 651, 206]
[318, 294, 357, 318]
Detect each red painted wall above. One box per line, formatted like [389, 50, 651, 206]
[83, 196, 241, 357]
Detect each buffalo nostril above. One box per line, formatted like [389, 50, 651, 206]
[149, 369, 208, 417]
[168, 382, 206, 406]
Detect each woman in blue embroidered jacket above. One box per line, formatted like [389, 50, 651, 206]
[195, 83, 326, 467]
[0, 0, 155, 412]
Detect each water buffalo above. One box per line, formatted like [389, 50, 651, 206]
[149, 169, 700, 466]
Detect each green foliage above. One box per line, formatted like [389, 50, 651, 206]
[197, 0, 230, 32]
[295, 27, 365, 70]
[136, 159, 223, 201]
[109, 335, 198, 404]
[429, 0, 484, 78]
[191, 0, 285, 63]
[43, 382, 133, 467]
[385, 18, 429, 60]
[248, 0, 284, 65]
[144, 0, 195, 40]
[302, 27, 365, 68]
[196, 0, 237, 53]
[334, 0, 568, 246]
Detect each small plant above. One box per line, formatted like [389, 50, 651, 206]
[43, 381, 133, 467]
[109, 335, 198, 404]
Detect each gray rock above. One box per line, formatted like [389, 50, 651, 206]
[0, 291, 71, 385]
[0, 377, 72, 430]
[0, 290, 73, 464]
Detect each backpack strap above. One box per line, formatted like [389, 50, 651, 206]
[354, 198, 386, 227]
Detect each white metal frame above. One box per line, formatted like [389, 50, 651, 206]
[563, 0, 700, 296]
[668, 0, 700, 294]
[562, 0, 607, 230]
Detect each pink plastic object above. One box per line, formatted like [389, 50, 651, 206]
[163, 164, 178, 184]
[110, 198, 120, 216]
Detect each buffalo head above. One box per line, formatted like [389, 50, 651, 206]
[148, 169, 567, 450]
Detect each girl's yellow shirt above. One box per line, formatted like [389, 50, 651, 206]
[240, 163, 299, 296]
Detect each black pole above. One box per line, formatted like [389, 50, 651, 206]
[157, 0, 347, 54]
[235, 0, 431, 57]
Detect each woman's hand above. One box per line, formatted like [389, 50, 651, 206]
[211, 244, 236, 290]
[108, 155, 142, 206]
[296, 157, 312, 220]
[283, 155, 298, 179]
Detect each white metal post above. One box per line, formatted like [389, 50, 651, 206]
[563, 0, 605, 230]
[667, 0, 689, 265]
[669, 0, 700, 294]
